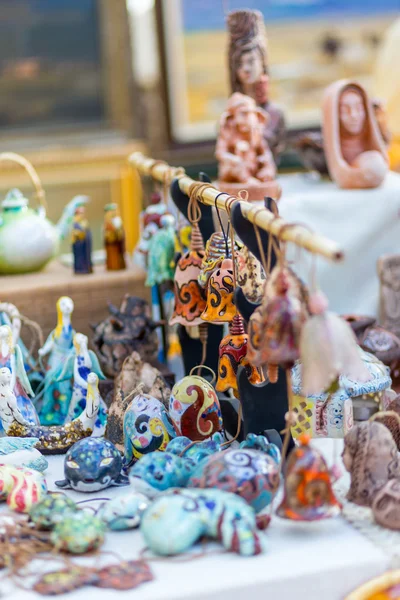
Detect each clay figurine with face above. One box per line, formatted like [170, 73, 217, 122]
[323, 80, 388, 189]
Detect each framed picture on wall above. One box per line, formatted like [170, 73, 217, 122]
[158, 0, 398, 144]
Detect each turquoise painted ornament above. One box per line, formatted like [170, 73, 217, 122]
[51, 512, 106, 554]
[123, 392, 177, 467]
[97, 493, 150, 530]
[146, 214, 176, 286]
[29, 493, 78, 530]
[0, 437, 48, 471]
[55, 438, 129, 492]
[141, 489, 263, 556]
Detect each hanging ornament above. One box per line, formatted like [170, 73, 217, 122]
[276, 434, 342, 521]
[247, 304, 265, 367]
[235, 244, 266, 304]
[198, 232, 228, 288]
[201, 257, 236, 323]
[146, 214, 176, 287]
[216, 314, 262, 397]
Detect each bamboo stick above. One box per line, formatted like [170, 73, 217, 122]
[129, 152, 344, 262]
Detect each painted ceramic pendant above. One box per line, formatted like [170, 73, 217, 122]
[277, 434, 341, 521]
[372, 479, 400, 530]
[141, 488, 263, 557]
[216, 314, 262, 397]
[93, 561, 154, 590]
[55, 438, 129, 492]
[51, 512, 106, 554]
[0, 437, 48, 472]
[123, 392, 176, 466]
[0, 464, 47, 513]
[198, 232, 228, 288]
[235, 245, 266, 304]
[33, 567, 96, 596]
[146, 214, 176, 286]
[188, 442, 280, 513]
[97, 493, 150, 530]
[169, 373, 223, 441]
[247, 304, 265, 366]
[30, 493, 78, 529]
[169, 223, 207, 327]
[201, 258, 236, 323]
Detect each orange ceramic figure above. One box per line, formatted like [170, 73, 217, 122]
[104, 203, 126, 271]
[322, 80, 388, 189]
[201, 258, 236, 324]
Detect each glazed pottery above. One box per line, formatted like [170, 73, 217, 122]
[201, 258, 236, 323]
[104, 203, 126, 271]
[372, 479, 400, 530]
[97, 493, 150, 530]
[198, 232, 227, 288]
[235, 244, 266, 304]
[51, 512, 106, 554]
[0, 464, 47, 513]
[30, 493, 78, 529]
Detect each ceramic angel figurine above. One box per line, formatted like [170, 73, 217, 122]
[72, 203, 93, 274]
[0, 325, 38, 431]
[37, 296, 75, 426]
[58, 333, 107, 436]
[322, 79, 388, 189]
[103, 203, 126, 271]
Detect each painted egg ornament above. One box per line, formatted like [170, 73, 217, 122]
[55, 438, 129, 493]
[123, 392, 177, 466]
[30, 493, 78, 529]
[0, 464, 47, 513]
[97, 493, 150, 531]
[169, 370, 223, 441]
[51, 512, 106, 554]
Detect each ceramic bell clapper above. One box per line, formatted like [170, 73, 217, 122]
[215, 93, 281, 201]
[72, 202, 93, 275]
[322, 79, 388, 189]
[169, 367, 223, 441]
[201, 258, 236, 323]
[343, 421, 400, 507]
[103, 203, 126, 271]
[216, 314, 261, 397]
[277, 434, 341, 521]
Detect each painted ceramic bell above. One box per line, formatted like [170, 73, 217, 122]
[201, 257, 236, 323]
[123, 392, 177, 466]
[235, 245, 266, 304]
[169, 371, 223, 441]
[277, 434, 341, 521]
[247, 304, 265, 366]
[198, 232, 229, 288]
[169, 223, 207, 327]
[216, 314, 262, 397]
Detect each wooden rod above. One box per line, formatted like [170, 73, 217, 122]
[129, 152, 344, 262]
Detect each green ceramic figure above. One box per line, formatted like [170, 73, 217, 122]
[146, 214, 176, 287]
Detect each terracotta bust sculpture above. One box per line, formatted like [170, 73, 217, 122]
[323, 80, 389, 189]
[227, 9, 286, 162]
[215, 93, 281, 201]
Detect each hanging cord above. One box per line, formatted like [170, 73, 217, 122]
[214, 192, 231, 257]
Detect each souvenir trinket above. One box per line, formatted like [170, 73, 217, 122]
[372, 479, 400, 531]
[29, 493, 78, 529]
[216, 314, 261, 396]
[0, 464, 47, 513]
[277, 434, 341, 521]
[93, 561, 154, 590]
[55, 437, 129, 492]
[247, 304, 264, 366]
[146, 214, 176, 286]
[323, 79, 388, 189]
[344, 570, 400, 600]
[343, 421, 400, 507]
[170, 223, 207, 327]
[198, 232, 229, 288]
[71, 202, 93, 274]
[97, 493, 150, 530]
[132, 221, 159, 270]
[37, 296, 75, 426]
[51, 512, 106, 554]
[141, 488, 263, 556]
[91, 295, 160, 378]
[235, 244, 266, 304]
[33, 567, 96, 596]
[0, 368, 102, 454]
[201, 258, 236, 323]
[103, 203, 126, 271]
[371, 411, 400, 450]
[169, 367, 223, 441]
[123, 392, 176, 466]
[0, 437, 48, 472]
[188, 438, 280, 513]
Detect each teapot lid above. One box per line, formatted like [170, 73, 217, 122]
[2, 189, 28, 209]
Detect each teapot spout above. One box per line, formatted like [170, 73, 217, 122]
[56, 195, 89, 241]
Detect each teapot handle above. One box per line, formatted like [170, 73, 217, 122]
[0, 152, 47, 214]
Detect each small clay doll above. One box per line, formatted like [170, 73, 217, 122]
[342, 421, 400, 507]
[103, 203, 126, 271]
[71, 203, 93, 274]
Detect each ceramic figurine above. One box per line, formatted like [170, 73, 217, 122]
[105, 351, 170, 451]
[215, 93, 281, 201]
[0, 325, 38, 429]
[169, 371, 223, 441]
[0, 464, 47, 513]
[72, 203, 93, 274]
[291, 348, 391, 439]
[201, 257, 236, 324]
[198, 232, 230, 289]
[0, 437, 48, 472]
[37, 296, 75, 426]
[146, 214, 176, 286]
[372, 479, 400, 530]
[0, 368, 102, 454]
[188, 438, 281, 513]
[227, 9, 286, 160]
[97, 493, 150, 531]
[91, 295, 160, 378]
[343, 421, 400, 507]
[141, 489, 263, 556]
[51, 512, 106, 554]
[322, 79, 388, 189]
[235, 244, 266, 304]
[216, 314, 262, 397]
[294, 131, 329, 176]
[132, 221, 159, 270]
[55, 437, 129, 492]
[123, 392, 176, 467]
[167, 432, 224, 464]
[103, 203, 126, 271]
[30, 493, 78, 529]
[277, 434, 341, 521]
[132, 191, 170, 270]
[58, 333, 107, 436]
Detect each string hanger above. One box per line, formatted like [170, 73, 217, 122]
[214, 192, 230, 257]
